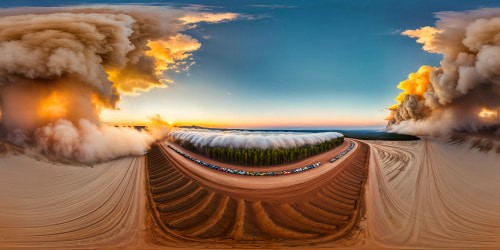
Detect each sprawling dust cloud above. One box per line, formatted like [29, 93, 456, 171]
[169, 128, 343, 149]
[387, 8, 500, 135]
[0, 6, 237, 163]
[146, 114, 172, 141]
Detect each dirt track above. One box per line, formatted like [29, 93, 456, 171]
[167, 139, 352, 173]
[1, 137, 499, 249]
[0, 150, 147, 248]
[145, 140, 370, 247]
[362, 138, 500, 249]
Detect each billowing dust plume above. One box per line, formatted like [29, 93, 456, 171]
[387, 8, 500, 135]
[0, 6, 237, 163]
[169, 128, 344, 149]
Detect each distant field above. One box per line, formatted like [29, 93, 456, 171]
[334, 130, 419, 141]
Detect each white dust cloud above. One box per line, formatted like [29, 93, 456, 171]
[168, 128, 343, 149]
[387, 8, 500, 135]
[0, 5, 237, 163]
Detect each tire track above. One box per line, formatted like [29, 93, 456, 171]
[145, 140, 370, 247]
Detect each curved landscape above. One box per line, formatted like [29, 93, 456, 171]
[0, 2, 499, 249]
[363, 137, 500, 249]
[0, 135, 499, 248]
[0, 143, 148, 249]
[145, 139, 369, 247]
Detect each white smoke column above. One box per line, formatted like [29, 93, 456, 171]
[32, 119, 153, 163]
[168, 128, 344, 149]
[388, 8, 500, 135]
[0, 6, 237, 163]
[146, 114, 171, 140]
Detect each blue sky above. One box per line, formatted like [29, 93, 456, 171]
[2, 0, 499, 129]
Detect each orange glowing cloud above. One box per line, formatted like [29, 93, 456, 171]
[146, 34, 201, 73]
[39, 92, 68, 121]
[96, 11, 237, 97]
[479, 108, 499, 120]
[401, 26, 441, 53]
[106, 34, 202, 95]
[390, 65, 436, 110]
[179, 12, 239, 24]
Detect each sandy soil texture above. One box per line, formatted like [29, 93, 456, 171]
[161, 140, 357, 197]
[1, 136, 499, 249]
[361, 137, 500, 249]
[167, 140, 352, 172]
[0, 143, 148, 249]
[145, 140, 370, 248]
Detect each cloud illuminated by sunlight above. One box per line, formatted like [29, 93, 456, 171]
[39, 92, 67, 121]
[103, 12, 237, 96]
[179, 12, 239, 24]
[389, 65, 436, 110]
[401, 26, 441, 53]
[146, 34, 201, 73]
[479, 108, 499, 120]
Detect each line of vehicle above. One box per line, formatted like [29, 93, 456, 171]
[166, 141, 356, 177]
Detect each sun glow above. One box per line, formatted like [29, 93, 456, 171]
[479, 108, 499, 120]
[38, 92, 67, 121]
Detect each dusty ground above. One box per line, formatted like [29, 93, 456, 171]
[166, 140, 351, 172]
[360, 137, 500, 249]
[0, 143, 148, 249]
[145, 140, 369, 248]
[0, 136, 499, 249]
[160, 140, 359, 200]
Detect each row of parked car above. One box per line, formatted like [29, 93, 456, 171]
[329, 141, 356, 163]
[167, 144, 323, 176]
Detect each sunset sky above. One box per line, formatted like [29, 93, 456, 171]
[2, 0, 498, 129]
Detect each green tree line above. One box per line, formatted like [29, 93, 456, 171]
[175, 137, 344, 166]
